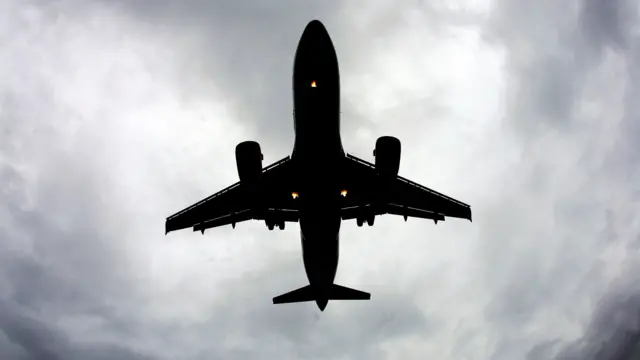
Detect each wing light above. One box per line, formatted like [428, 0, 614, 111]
[340, 189, 347, 197]
[292, 192, 299, 199]
[311, 80, 317, 88]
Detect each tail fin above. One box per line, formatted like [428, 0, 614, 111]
[272, 284, 371, 305]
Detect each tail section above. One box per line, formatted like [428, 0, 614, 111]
[273, 284, 370, 310]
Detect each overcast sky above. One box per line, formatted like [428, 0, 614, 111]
[1, 0, 639, 359]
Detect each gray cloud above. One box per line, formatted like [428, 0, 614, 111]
[0, 298, 155, 360]
[525, 273, 640, 360]
[2, 0, 640, 359]
[482, 0, 640, 358]
[85, 0, 351, 153]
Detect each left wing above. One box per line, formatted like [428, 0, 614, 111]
[165, 156, 299, 234]
[339, 154, 472, 223]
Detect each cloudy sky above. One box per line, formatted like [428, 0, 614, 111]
[1, 0, 639, 359]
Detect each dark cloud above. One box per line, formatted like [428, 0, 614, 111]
[485, 0, 638, 136]
[481, 0, 640, 359]
[526, 277, 640, 360]
[0, 299, 155, 360]
[579, 0, 636, 52]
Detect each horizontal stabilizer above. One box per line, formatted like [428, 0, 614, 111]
[272, 284, 371, 305]
[273, 285, 315, 304]
[328, 284, 370, 300]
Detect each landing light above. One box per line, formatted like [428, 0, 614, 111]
[340, 189, 347, 197]
[292, 192, 299, 199]
[311, 80, 317, 88]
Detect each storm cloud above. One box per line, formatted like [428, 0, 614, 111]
[1, 0, 639, 359]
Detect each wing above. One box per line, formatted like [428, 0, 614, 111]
[165, 156, 299, 234]
[339, 154, 472, 223]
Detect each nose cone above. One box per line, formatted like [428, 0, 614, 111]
[301, 19, 330, 42]
[316, 299, 328, 311]
[304, 20, 328, 34]
[295, 19, 335, 62]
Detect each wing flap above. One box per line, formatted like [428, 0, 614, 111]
[166, 181, 245, 234]
[386, 203, 445, 222]
[192, 209, 255, 233]
[193, 208, 300, 233]
[341, 203, 445, 222]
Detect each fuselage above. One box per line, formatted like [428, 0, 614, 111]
[291, 20, 343, 311]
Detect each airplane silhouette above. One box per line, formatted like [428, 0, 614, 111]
[165, 19, 472, 311]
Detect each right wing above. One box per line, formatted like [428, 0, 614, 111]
[165, 156, 299, 234]
[339, 154, 472, 223]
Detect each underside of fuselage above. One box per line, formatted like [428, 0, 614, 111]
[290, 20, 347, 311]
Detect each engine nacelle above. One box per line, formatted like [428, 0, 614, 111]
[373, 136, 401, 179]
[235, 141, 263, 183]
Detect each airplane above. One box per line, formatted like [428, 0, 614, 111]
[165, 19, 472, 311]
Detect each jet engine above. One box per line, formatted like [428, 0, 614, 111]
[373, 136, 401, 180]
[235, 141, 263, 184]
